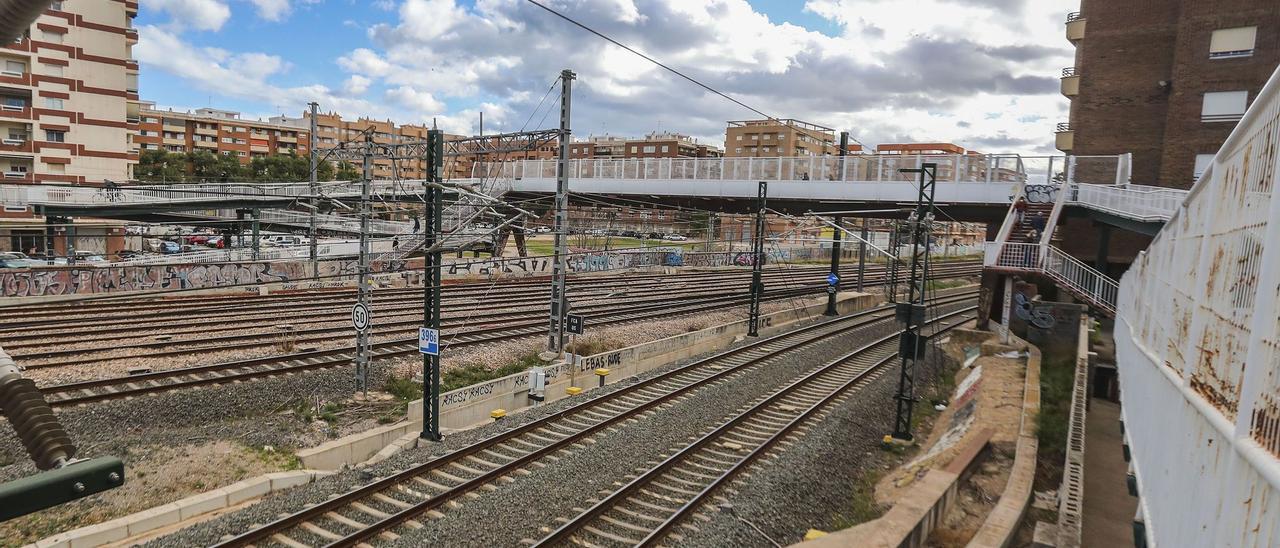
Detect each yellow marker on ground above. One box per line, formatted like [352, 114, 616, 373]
[490, 409, 507, 420]
[566, 386, 583, 396]
[804, 529, 828, 540]
[594, 368, 611, 376]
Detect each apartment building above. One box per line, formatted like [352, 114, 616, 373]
[569, 135, 628, 159]
[623, 132, 723, 159]
[725, 119, 852, 157]
[0, 0, 137, 184]
[1057, 0, 1280, 188]
[136, 105, 307, 163]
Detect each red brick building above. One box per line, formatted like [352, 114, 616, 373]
[1058, 0, 1280, 188]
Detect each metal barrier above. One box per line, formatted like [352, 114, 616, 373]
[1115, 64, 1280, 547]
[984, 242, 1118, 315]
[1071, 183, 1186, 222]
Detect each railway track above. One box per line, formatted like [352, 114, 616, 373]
[36, 281, 878, 407]
[535, 306, 975, 547]
[205, 290, 977, 548]
[0, 260, 980, 337]
[13, 263, 979, 368]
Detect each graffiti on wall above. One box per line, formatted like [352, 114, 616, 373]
[0, 259, 409, 298]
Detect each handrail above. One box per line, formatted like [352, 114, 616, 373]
[984, 242, 1117, 315]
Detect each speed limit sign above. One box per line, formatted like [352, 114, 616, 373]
[351, 302, 371, 331]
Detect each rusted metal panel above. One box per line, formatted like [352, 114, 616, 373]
[1117, 63, 1280, 547]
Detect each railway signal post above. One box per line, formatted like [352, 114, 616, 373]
[421, 129, 445, 441]
[548, 69, 575, 355]
[890, 163, 937, 441]
[747, 180, 767, 336]
[354, 132, 373, 395]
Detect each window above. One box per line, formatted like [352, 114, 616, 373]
[45, 130, 65, 142]
[762, 146, 771, 153]
[42, 64, 62, 77]
[41, 30, 64, 44]
[3, 60, 24, 76]
[44, 97, 63, 109]
[9, 163, 27, 173]
[2, 96, 23, 109]
[1202, 90, 1248, 122]
[630, 146, 637, 153]
[221, 137, 232, 143]
[1194, 154, 1215, 179]
[735, 135, 742, 141]
[1210, 27, 1256, 58]
[750, 134, 758, 141]
[45, 162, 64, 174]
[763, 134, 771, 140]
[643, 145, 656, 153]
[50, 1, 63, 10]
[778, 133, 785, 140]
[660, 145, 669, 153]
[735, 147, 743, 154]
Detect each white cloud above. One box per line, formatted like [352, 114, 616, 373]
[149, 0, 232, 31]
[143, 0, 1078, 152]
[250, 0, 291, 21]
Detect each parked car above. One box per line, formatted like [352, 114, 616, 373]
[116, 250, 141, 260]
[207, 236, 225, 249]
[73, 251, 107, 263]
[666, 234, 688, 241]
[0, 252, 37, 268]
[534, 226, 552, 233]
[159, 241, 180, 254]
[183, 234, 211, 245]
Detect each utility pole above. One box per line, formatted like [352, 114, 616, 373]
[421, 129, 444, 441]
[857, 218, 868, 291]
[251, 208, 260, 261]
[891, 163, 937, 441]
[825, 215, 841, 316]
[826, 131, 850, 316]
[886, 221, 901, 303]
[547, 68, 575, 355]
[308, 101, 319, 279]
[747, 180, 767, 336]
[354, 132, 373, 394]
[705, 212, 715, 252]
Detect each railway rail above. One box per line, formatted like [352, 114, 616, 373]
[12, 263, 978, 369]
[535, 306, 975, 547]
[206, 290, 977, 548]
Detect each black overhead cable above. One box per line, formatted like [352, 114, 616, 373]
[524, 0, 777, 122]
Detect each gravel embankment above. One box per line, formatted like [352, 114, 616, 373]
[145, 307, 911, 547]
[674, 323, 970, 547]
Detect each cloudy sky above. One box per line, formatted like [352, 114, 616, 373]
[136, 0, 1077, 154]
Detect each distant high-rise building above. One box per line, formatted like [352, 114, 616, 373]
[1058, 0, 1280, 188]
[0, 1, 137, 184]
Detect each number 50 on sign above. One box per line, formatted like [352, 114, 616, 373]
[419, 328, 439, 356]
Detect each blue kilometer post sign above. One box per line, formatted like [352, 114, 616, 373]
[419, 328, 439, 355]
[827, 273, 839, 286]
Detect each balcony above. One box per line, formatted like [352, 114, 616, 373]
[1061, 67, 1080, 96]
[276, 135, 297, 144]
[194, 126, 217, 136]
[1055, 122, 1075, 151]
[1065, 12, 1086, 42]
[193, 140, 217, 149]
[125, 27, 138, 45]
[162, 136, 186, 146]
[250, 144, 268, 153]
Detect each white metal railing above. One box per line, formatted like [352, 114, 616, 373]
[1071, 183, 1187, 222]
[983, 242, 1118, 314]
[1041, 245, 1117, 314]
[473, 154, 1123, 185]
[1116, 64, 1280, 547]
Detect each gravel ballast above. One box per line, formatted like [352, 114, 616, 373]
[144, 299, 974, 547]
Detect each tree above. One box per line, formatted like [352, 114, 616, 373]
[135, 150, 185, 181]
[336, 160, 360, 180]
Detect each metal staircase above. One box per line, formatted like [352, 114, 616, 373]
[985, 166, 1121, 316]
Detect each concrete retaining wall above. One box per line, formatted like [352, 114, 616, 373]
[298, 291, 879, 470]
[32, 470, 334, 548]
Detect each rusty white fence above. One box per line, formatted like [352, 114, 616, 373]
[1116, 65, 1280, 547]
